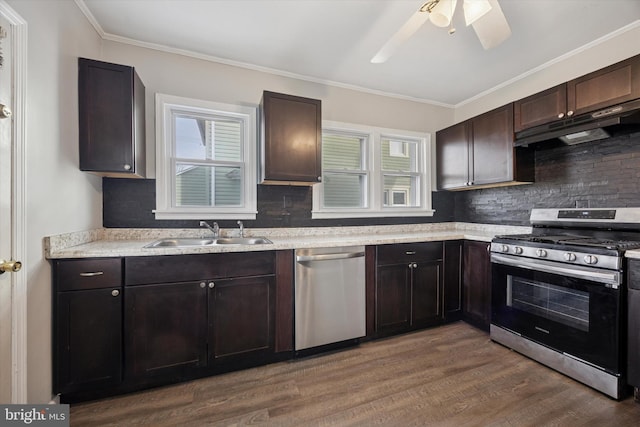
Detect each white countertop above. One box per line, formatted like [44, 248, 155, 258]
[625, 249, 640, 259]
[44, 222, 532, 259]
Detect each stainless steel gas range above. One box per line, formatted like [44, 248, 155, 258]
[490, 208, 640, 399]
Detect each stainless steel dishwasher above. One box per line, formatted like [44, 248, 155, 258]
[295, 246, 366, 351]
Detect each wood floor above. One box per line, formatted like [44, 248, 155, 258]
[70, 322, 640, 426]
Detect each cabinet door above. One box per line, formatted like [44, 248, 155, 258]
[471, 104, 514, 186]
[55, 288, 122, 394]
[436, 121, 470, 190]
[462, 241, 492, 331]
[443, 240, 463, 321]
[514, 84, 567, 132]
[209, 275, 275, 362]
[411, 261, 442, 327]
[261, 91, 321, 183]
[376, 264, 411, 335]
[568, 55, 640, 116]
[78, 58, 145, 177]
[125, 282, 207, 378]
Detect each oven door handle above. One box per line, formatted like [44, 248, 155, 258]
[490, 253, 621, 288]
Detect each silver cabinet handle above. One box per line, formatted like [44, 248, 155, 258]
[208, 282, 215, 289]
[111, 289, 120, 297]
[79, 271, 104, 277]
[296, 251, 364, 262]
[405, 251, 416, 255]
[199, 282, 206, 288]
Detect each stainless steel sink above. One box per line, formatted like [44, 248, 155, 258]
[213, 237, 272, 245]
[144, 236, 272, 248]
[144, 238, 216, 248]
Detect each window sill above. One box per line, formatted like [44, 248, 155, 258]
[153, 210, 257, 220]
[311, 209, 435, 220]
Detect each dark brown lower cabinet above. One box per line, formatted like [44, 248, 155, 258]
[125, 275, 276, 379]
[444, 240, 463, 321]
[209, 275, 276, 362]
[411, 261, 442, 327]
[125, 282, 208, 379]
[375, 242, 443, 337]
[52, 258, 123, 397]
[462, 240, 492, 331]
[52, 251, 292, 403]
[55, 288, 122, 394]
[376, 263, 411, 334]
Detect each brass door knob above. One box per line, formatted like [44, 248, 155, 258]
[0, 104, 12, 119]
[0, 259, 22, 274]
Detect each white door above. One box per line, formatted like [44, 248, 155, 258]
[0, 1, 26, 404]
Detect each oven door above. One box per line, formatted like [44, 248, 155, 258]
[491, 253, 623, 374]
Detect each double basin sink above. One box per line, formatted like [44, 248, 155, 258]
[144, 236, 273, 248]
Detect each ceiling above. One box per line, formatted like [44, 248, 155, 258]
[78, 0, 640, 107]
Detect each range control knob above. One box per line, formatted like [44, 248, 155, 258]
[501, 245, 510, 253]
[536, 249, 548, 258]
[514, 247, 523, 255]
[564, 252, 577, 262]
[584, 255, 598, 265]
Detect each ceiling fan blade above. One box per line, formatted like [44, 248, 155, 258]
[471, 0, 511, 49]
[371, 10, 430, 64]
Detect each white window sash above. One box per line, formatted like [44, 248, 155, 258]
[154, 93, 257, 220]
[313, 121, 434, 219]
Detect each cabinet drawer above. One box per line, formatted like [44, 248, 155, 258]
[55, 258, 123, 291]
[377, 242, 443, 265]
[125, 251, 276, 286]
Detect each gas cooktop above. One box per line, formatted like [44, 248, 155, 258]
[494, 233, 640, 251]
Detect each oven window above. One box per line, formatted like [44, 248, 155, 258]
[507, 276, 589, 332]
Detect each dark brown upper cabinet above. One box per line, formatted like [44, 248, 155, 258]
[436, 104, 534, 190]
[514, 84, 567, 133]
[260, 91, 321, 185]
[435, 120, 471, 190]
[515, 55, 640, 133]
[78, 58, 146, 178]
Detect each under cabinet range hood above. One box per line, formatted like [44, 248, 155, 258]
[515, 98, 640, 147]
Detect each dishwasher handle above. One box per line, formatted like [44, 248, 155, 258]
[296, 251, 365, 263]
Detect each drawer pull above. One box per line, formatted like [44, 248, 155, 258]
[111, 289, 120, 297]
[79, 271, 104, 277]
[405, 251, 416, 255]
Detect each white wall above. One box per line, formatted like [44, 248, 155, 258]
[5, 0, 103, 403]
[455, 23, 640, 123]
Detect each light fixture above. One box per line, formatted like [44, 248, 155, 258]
[463, 0, 492, 26]
[429, 0, 458, 28]
[419, 0, 493, 28]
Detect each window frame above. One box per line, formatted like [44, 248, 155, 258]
[154, 93, 257, 220]
[319, 129, 370, 209]
[312, 121, 434, 219]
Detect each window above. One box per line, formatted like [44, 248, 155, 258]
[321, 131, 368, 208]
[154, 94, 257, 220]
[313, 121, 433, 219]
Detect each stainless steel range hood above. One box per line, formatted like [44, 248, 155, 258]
[515, 98, 640, 147]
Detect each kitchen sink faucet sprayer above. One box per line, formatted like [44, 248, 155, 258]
[237, 221, 244, 237]
[199, 221, 219, 237]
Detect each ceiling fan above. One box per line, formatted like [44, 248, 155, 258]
[371, 0, 511, 63]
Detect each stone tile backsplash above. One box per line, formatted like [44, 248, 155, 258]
[103, 132, 640, 228]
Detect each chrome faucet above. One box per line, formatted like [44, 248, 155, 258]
[237, 220, 244, 237]
[199, 221, 219, 237]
